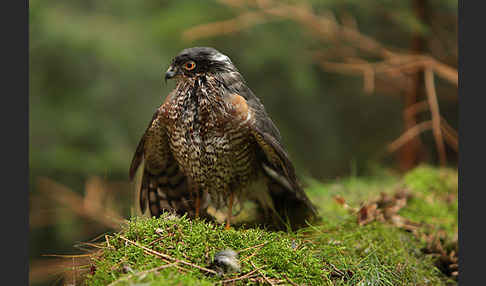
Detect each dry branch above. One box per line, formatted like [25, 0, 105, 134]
[440, 117, 458, 152]
[185, 0, 457, 84]
[220, 266, 265, 284]
[316, 56, 457, 87]
[237, 241, 268, 253]
[107, 262, 179, 286]
[424, 68, 447, 165]
[387, 121, 433, 153]
[183, 11, 269, 41]
[30, 256, 93, 285]
[283, 273, 299, 286]
[220, 273, 259, 284]
[182, 0, 458, 164]
[403, 101, 429, 119]
[36, 177, 126, 229]
[250, 261, 275, 285]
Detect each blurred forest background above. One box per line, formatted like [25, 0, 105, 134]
[29, 0, 457, 284]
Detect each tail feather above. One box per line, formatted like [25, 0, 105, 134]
[138, 163, 210, 218]
[267, 180, 317, 230]
[261, 164, 318, 230]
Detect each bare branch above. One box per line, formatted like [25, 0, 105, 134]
[424, 69, 447, 165]
[183, 11, 268, 42]
[387, 121, 433, 153]
[440, 116, 459, 152]
[182, 0, 458, 164]
[403, 101, 429, 118]
[36, 177, 126, 230]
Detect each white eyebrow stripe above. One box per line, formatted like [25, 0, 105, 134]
[211, 53, 230, 63]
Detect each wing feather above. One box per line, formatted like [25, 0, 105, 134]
[235, 86, 317, 227]
[128, 104, 198, 217]
[129, 109, 160, 180]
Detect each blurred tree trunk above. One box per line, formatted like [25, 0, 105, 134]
[398, 0, 429, 171]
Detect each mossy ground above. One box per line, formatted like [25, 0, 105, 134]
[84, 166, 457, 285]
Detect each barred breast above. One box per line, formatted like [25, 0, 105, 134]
[162, 77, 258, 208]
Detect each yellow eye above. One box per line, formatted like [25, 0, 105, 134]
[184, 61, 196, 71]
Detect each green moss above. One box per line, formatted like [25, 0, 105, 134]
[403, 165, 457, 196]
[401, 165, 458, 235]
[308, 220, 445, 285]
[85, 166, 457, 286]
[306, 171, 399, 221]
[86, 215, 325, 285]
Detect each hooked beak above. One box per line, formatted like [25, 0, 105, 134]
[164, 65, 179, 83]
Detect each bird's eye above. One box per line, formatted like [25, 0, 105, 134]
[183, 61, 196, 71]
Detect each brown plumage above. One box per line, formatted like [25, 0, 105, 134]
[129, 47, 317, 230]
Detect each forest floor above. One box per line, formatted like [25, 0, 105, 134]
[83, 165, 458, 286]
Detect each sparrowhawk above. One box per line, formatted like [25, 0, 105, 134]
[129, 47, 317, 230]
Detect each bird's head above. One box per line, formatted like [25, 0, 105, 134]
[164, 47, 237, 82]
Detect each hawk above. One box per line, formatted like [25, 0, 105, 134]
[129, 47, 317, 230]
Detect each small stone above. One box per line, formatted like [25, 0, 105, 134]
[209, 249, 241, 276]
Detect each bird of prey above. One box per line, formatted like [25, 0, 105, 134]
[129, 47, 317, 230]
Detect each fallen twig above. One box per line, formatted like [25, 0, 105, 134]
[221, 273, 259, 284]
[237, 242, 268, 253]
[220, 266, 265, 284]
[283, 273, 299, 286]
[107, 262, 179, 286]
[250, 261, 274, 285]
[240, 249, 260, 263]
[118, 235, 217, 275]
